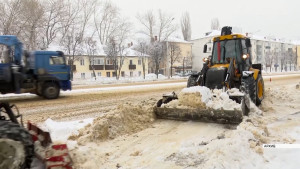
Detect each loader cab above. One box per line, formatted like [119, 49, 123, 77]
[210, 35, 252, 74]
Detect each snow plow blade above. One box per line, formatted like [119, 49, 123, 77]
[154, 107, 243, 124]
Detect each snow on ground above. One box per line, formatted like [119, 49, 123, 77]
[0, 82, 186, 98]
[72, 73, 183, 86]
[33, 73, 300, 169]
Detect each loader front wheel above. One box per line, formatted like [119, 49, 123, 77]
[241, 75, 256, 105]
[255, 74, 264, 106]
[187, 76, 198, 87]
[0, 121, 34, 169]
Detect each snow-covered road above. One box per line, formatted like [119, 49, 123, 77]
[46, 74, 300, 169]
[2, 74, 300, 169]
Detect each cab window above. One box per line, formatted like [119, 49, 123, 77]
[50, 56, 65, 65]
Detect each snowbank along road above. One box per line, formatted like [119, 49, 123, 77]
[2, 74, 300, 169]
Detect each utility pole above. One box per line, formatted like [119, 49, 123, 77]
[183, 57, 186, 75]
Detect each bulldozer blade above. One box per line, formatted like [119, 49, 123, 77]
[154, 107, 243, 124]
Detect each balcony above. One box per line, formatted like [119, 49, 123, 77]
[129, 64, 136, 70]
[105, 65, 117, 70]
[89, 65, 104, 70]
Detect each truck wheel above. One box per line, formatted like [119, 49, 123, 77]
[0, 121, 34, 169]
[255, 74, 264, 106]
[42, 82, 60, 99]
[187, 76, 198, 87]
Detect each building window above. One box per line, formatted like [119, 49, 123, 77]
[97, 72, 101, 77]
[112, 72, 116, 77]
[80, 59, 84, 66]
[91, 73, 95, 77]
[121, 71, 125, 77]
[138, 59, 141, 65]
[130, 71, 133, 77]
[106, 59, 112, 65]
[130, 60, 133, 65]
[106, 72, 110, 77]
[81, 73, 85, 79]
[93, 58, 104, 65]
[138, 71, 141, 76]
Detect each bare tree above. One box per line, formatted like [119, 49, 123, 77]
[20, 0, 45, 50]
[0, 0, 22, 35]
[61, 0, 97, 79]
[135, 39, 149, 79]
[41, 0, 65, 49]
[265, 50, 274, 72]
[149, 41, 165, 78]
[211, 18, 220, 30]
[137, 10, 177, 43]
[136, 10, 156, 43]
[168, 42, 181, 77]
[181, 12, 191, 41]
[94, 1, 119, 45]
[104, 17, 131, 80]
[104, 37, 118, 78]
[157, 10, 177, 42]
[84, 36, 97, 80]
[280, 50, 286, 72]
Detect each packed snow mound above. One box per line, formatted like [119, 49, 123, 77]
[145, 73, 167, 80]
[162, 86, 241, 110]
[72, 99, 157, 144]
[207, 89, 242, 110]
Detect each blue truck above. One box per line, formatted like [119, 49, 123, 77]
[0, 35, 71, 99]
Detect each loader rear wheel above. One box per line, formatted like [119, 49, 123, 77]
[42, 82, 60, 99]
[255, 74, 264, 106]
[187, 76, 198, 87]
[0, 121, 34, 169]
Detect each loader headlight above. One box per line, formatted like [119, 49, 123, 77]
[242, 54, 248, 59]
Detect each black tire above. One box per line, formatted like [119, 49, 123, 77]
[241, 94, 250, 116]
[0, 121, 34, 169]
[42, 82, 60, 99]
[187, 76, 198, 87]
[241, 75, 256, 105]
[255, 74, 264, 106]
[157, 99, 163, 107]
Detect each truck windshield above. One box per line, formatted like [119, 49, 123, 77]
[212, 39, 241, 64]
[50, 56, 65, 65]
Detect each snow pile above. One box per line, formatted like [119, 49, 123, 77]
[145, 73, 167, 80]
[73, 99, 156, 144]
[162, 86, 241, 110]
[165, 112, 271, 169]
[206, 89, 242, 110]
[39, 118, 94, 142]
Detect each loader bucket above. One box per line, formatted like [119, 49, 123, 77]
[154, 107, 243, 124]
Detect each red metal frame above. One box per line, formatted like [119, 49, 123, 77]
[27, 122, 72, 169]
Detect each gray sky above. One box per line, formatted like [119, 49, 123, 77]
[110, 0, 300, 40]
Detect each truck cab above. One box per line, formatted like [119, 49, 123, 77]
[0, 35, 71, 99]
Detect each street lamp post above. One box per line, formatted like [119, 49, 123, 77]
[183, 57, 186, 76]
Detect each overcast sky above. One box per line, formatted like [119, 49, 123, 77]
[110, 0, 300, 40]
